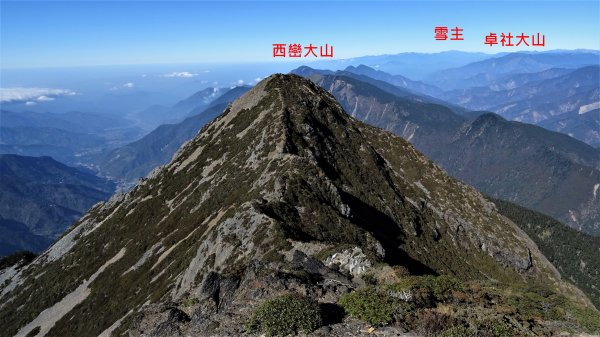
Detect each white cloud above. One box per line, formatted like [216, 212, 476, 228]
[210, 87, 220, 98]
[254, 77, 262, 84]
[163, 71, 198, 78]
[36, 95, 55, 102]
[110, 82, 135, 90]
[25, 101, 37, 106]
[0, 87, 77, 103]
[237, 79, 244, 86]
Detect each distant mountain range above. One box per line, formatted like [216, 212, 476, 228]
[292, 66, 600, 235]
[425, 50, 600, 90]
[439, 65, 600, 147]
[317, 50, 500, 79]
[338, 62, 600, 147]
[0, 154, 114, 256]
[441, 65, 599, 123]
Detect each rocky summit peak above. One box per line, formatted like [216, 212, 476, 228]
[0, 74, 592, 337]
[202, 73, 347, 134]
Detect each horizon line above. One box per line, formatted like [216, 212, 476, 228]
[2, 49, 599, 71]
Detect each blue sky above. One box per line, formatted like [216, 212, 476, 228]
[1, 1, 599, 69]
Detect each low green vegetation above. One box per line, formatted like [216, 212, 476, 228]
[567, 302, 600, 333]
[246, 294, 323, 336]
[388, 275, 462, 302]
[434, 321, 513, 337]
[434, 326, 471, 337]
[337, 274, 600, 336]
[339, 287, 400, 325]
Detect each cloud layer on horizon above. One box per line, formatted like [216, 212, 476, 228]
[0, 87, 78, 103]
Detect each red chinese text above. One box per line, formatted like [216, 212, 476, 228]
[434, 26, 464, 41]
[273, 43, 334, 58]
[485, 32, 545, 47]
